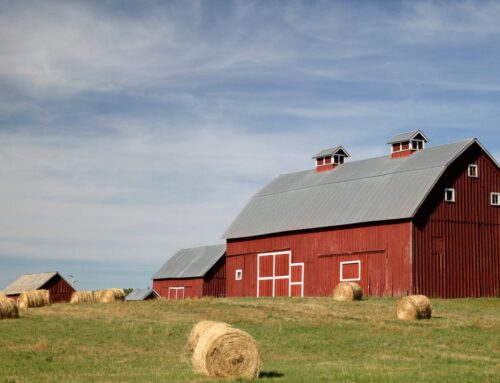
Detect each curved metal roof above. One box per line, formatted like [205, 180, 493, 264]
[223, 139, 485, 239]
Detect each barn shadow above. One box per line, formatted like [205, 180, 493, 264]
[259, 371, 284, 379]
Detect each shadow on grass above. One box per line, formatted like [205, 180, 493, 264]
[259, 371, 284, 379]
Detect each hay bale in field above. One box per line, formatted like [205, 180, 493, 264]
[191, 321, 261, 379]
[95, 288, 125, 303]
[70, 291, 96, 304]
[0, 291, 6, 300]
[396, 295, 432, 320]
[0, 296, 19, 319]
[333, 282, 363, 301]
[187, 320, 232, 351]
[18, 290, 50, 309]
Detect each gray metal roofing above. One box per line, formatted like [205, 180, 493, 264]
[3, 272, 59, 295]
[387, 130, 428, 144]
[152, 244, 226, 280]
[313, 146, 350, 159]
[223, 139, 479, 239]
[125, 288, 159, 301]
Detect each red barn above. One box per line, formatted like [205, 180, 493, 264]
[3, 271, 75, 303]
[152, 245, 226, 299]
[223, 131, 500, 298]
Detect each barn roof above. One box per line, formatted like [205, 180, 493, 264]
[387, 130, 429, 144]
[125, 288, 159, 301]
[152, 244, 226, 280]
[313, 146, 350, 159]
[3, 272, 60, 295]
[223, 139, 489, 239]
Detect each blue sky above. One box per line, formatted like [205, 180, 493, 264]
[1, 0, 499, 290]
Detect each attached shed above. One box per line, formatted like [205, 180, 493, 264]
[3, 272, 75, 303]
[223, 132, 499, 298]
[125, 288, 159, 301]
[152, 244, 226, 299]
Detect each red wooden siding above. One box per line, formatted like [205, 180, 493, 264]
[153, 278, 204, 299]
[43, 275, 75, 303]
[6, 275, 75, 303]
[153, 257, 227, 299]
[413, 144, 500, 297]
[203, 257, 226, 297]
[227, 221, 412, 297]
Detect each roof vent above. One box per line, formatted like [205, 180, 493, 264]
[388, 130, 429, 159]
[312, 146, 350, 172]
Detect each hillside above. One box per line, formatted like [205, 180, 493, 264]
[0, 297, 499, 382]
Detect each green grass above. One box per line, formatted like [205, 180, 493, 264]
[0, 297, 499, 382]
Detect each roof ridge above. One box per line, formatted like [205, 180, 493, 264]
[257, 164, 446, 198]
[276, 138, 474, 179]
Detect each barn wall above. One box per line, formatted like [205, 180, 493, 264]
[413, 144, 500, 298]
[153, 278, 203, 299]
[227, 221, 412, 297]
[43, 276, 74, 303]
[203, 257, 226, 297]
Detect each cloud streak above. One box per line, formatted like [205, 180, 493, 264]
[0, 0, 499, 288]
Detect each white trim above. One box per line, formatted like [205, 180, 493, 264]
[235, 269, 243, 281]
[445, 188, 456, 203]
[168, 286, 185, 300]
[257, 251, 304, 298]
[289, 262, 304, 297]
[468, 164, 478, 178]
[491, 192, 500, 206]
[340, 260, 361, 282]
[411, 139, 425, 150]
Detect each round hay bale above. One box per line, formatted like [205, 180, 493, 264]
[0, 297, 19, 319]
[70, 291, 96, 304]
[96, 288, 125, 303]
[18, 290, 50, 309]
[191, 321, 261, 379]
[187, 321, 232, 351]
[396, 295, 432, 320]
[333, 282, 363, 301]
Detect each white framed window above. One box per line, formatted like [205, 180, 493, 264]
[468, 164, 478, 178]
[411, 140, 424, 150]
[333, 154, 344, 164]
[491, 192, 500, 206]
[235, 269, 243, 280]
[340, 261, 361, 282]
[316, 157, 324, 166]
[445, 188, 456, 203]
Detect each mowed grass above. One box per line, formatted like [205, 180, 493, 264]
[0, 298, 499, 383]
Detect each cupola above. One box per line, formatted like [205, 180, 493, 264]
[313, 146, 350, 172]
[388, 130, 429, 159]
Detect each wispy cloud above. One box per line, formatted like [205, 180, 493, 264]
[0, 0, 499, 288]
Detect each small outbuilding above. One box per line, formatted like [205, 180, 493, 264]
[3, 272, 75, 303]
[152, 244, 226, 299]
[125, 287, 159, 301]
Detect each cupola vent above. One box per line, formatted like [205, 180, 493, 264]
[388, 130, 429, 159]
[312, 146, 350, 172]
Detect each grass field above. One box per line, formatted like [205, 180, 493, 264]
[0, 297, 499, 383]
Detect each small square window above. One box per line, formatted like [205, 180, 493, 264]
[235, 269, 243, 280]
[445, 188, 455, 203]
[492, 193, 500, 206]
[468, 165, 478, 178]
[316, 158, 324, 166]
